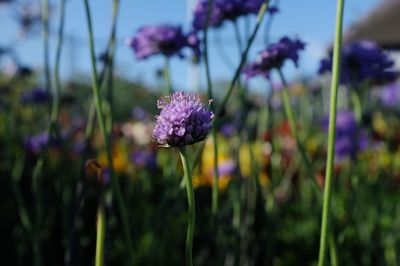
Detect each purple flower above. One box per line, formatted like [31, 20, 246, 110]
[322, 111, 368, 159]
[243, 36, 305, 79]
[220, 123, 235, 137]
[132, 106, 148, 121]
[20, 87, 49, 104]
[380, 83, 400, 107]
[24, 132, 49, 154]
[153, 92, 214, 147]
[131, 150, 157, 170]
[192, 0, 264, 30]
[126, 25, 200, 59]
[319, 41, 396, 85]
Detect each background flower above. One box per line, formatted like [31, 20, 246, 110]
[126, 25, 200, 59]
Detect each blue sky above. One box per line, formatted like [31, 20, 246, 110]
[0, 0, 379, 91]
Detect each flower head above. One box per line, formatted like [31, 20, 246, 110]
[319, 41, 395, 85]
[192, 0, 265, 30]
[24, 132, 49, 154]
[380, 83, 400, 107]
[243, 36, 305, 79]
[322, 111, 368, 160]
[126, 25, 200, 59]
[20, 87, 49, 104]
[153, 92, 214, 147]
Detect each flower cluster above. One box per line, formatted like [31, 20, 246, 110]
[319, 41, 396, 85]
[192, 0, 270, 30]
[153, 92, 213, 147]
[380, 83, 400, 107]
[322, 111, 368, 159]
[20, 87, 49, 104]
[243, 36, 305, 79]
[24, 132, 49, 154]
[126, 25, 200, 59]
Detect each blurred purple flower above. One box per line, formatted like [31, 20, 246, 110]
[126, 25, 200, 59]
[131, 150, 157, 170]
[322, 111, 368, 159]
[20, 87, 49, 104]
[153, 92, 214, 147]
[132, 106, 148, 121]
[380, 83, 400, 107]
[243, 36, 305, 79]
[24, 132, 49, 154]
[220, 123, 235, 137]
[218, 159, 235, 176]
[192, 0, 266, 30]
[319, 41, 396, 85]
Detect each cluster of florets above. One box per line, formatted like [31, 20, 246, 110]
[126, 25, 200, 59]
[243, 36, 305, 78]
[153, 92, 214, 147]
[192, 0, 270, 30]
[319, 41, 396, 85]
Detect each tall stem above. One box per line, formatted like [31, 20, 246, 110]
[82, 1, 134, 264]
[216, 0, 270, 118]
[178, 147, 195, 266]
[49, 0, 66, 138]
[204, 0, 219, 216]
[317, 0, 345, 265]
[277, 69, 311, 170]
[105, 0, 120, 135]
[41, 0, 51, 95]
[95, 204, 106, 266]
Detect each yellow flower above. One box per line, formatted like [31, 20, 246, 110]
[372, 112, 388, 136]
[98, 142, 129, 174]
[194, 137, 234, 191]
[239, 142, 270, 186]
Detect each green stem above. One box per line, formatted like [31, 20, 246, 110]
[41, 0, 51, 95]
[178, 147, 195, 266]
[48, 0, 66, 139]
[329, 233, 338, 266]
[105, 0, 120, 136]
[204, 0, 219, 217]
[163, 58, 173, 95]
[95, 204, 106, 266]
[351, 90, 362, 123]
[277, 69, 311, 170]
[317, 0, 345, 265]
[216, 0, 270, 118]
[82, 1, 134, 264]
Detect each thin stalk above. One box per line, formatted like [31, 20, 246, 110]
[41, 0, 51, 95]
[82, 1, 134, 264]
[277, 69, 311, 170]
[351, 90, 362, 123]
[178, 147, 195, 266]
[105, 0, 120, 136]
[95, 205, 106, 266]
[329, 233, 338, 266]
[216, 0, 270, 118]
[49, 0, 66, 139]
[317, 0, 345, 265]
[163, 58, 173, 95]
[204, 0, 219, 216]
